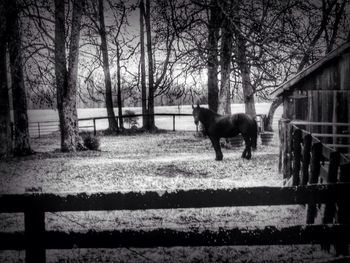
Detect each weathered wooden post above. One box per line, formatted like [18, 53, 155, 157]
[173, 115, 175, 131]
[280, 119, 291, 181]
[339, 162, 350, 183]
[306, 142, 322, 224]
[37, 122, 41, 138]
[322, 151, 340, 252]
[10, 122, 14, 141]
[301, 134, 312, 185]
[292, 127, 302, 186]
[335, 161, 350, 255]
[278, 119, 282, 173]
[25, 208, 45, 263]
[93, 118, 96, 136]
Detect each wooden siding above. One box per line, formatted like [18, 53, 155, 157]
[272, 42, 350, 96]
[280, 45, 350, 156]
[281, 47, 350, 126]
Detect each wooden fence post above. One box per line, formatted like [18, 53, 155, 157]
[288, 123, 293, 179]
[10, 122, 14, 141]
[93, 119, 96, 136]
[292, 128, 302, 186]
[280, 119, 291, 181]
[37, 122, 41, 138]
[173, 115, 175, 131]
[301, 134, 312, 185]
[306, 142, 322, 224]
[25, 209, 45, 263]
[321, 151, 340, 252]
[335, 162, 350, 256]
[339, 162, 350, 183]
[278, 119, 282, 173]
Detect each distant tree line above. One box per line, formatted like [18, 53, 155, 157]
[0, 0, 349, 155]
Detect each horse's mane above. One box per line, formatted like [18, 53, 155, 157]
[200, 107, 243, 123]
[198, 107, 220, 129]
[199, 107, 220, 117]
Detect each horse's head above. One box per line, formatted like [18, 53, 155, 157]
[192, 103, 201, 126]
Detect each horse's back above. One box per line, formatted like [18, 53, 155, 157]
[212, 113, 252, 137]
[235, 113, 257, 134]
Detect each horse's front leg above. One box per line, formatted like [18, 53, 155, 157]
[210, 136, 223, 161]
[242, 136, 252, 160]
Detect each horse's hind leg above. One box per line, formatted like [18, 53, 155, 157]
[241, 148, 247, 158]
[242, 136, 252, 160]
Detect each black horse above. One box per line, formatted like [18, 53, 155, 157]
[192, 104, 257, 160]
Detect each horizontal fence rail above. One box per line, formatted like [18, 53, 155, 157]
[1, 184, 350, 213]
[25, 113, 266, 138]
[290, 121, 350, 155]
[26, 113, 194, 138]
[1, 225, 350, 250]
[1, 183, 350, 263]
[291, 121, 350, 127]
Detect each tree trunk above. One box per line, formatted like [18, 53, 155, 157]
[265, 96, 282, 131]
[139, 0, 148, 130]
[98, 0, 119, 132]
[234, 15, 256, 118]
[55, 0, 84, 152]
[207, 0, 220, 113]
[218, 7, 233, 116]
[0, 3, 12, 158]
[144, 0, 156, 130]
[6, 0, 32, 156]
[116, 44, 124, 130]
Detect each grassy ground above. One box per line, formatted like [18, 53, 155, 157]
[1, 131, 284, 194]
[0, 131, 342, 262]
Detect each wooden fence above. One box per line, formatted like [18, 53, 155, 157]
[27, 113, 194, 138]
[279, 119, 350, 180]
[279, 119, 350, 255]
[27, 113, 266, 138]
[1, 184, 350, 263]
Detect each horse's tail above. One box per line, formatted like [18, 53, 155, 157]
[251, 119, 258, 150]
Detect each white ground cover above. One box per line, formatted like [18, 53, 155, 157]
[0, 131, 341, 262]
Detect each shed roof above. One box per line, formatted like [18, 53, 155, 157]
[271, 41, 350, 97]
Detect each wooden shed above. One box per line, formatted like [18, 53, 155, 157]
[271, 41, 350, 182]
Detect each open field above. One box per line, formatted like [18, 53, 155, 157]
[0, 129, 342, 262]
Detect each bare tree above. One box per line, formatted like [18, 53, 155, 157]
[55, 0, 85, 152]
[217, 1, 234, 115]
[6, 0, 33, 156]
[325, 0, 347, 53]
[144, 0, 156, 130]
[0, 1, 12, 157]
[207, 0, 221, 113]
[109, 1, 133, 131]
[97, 0, 119, 132]
[139, 0, 148, 129]
[20, 0, 57, 109]
[233, 8, 257, 118]
[138, 0, 177, 130]
[112, 15, 128, 130]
